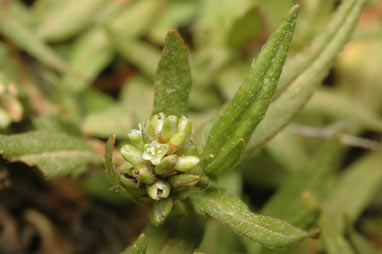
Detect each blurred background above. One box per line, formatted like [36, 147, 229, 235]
[0, 0, 381, 253]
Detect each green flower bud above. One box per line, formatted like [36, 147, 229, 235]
[199, 175, 211, 186]
[143, 119, 156, 143]
[180, 143, 198, 156]
[174, 155, 200, 172]
[154, 154, 177, 176]
[178, 116, 192, 140]
[161, 115, 178, 142]
[120, 144, 143, 167]
[149, 198, 173, 227]
[147, 180, 170, 200]
[142, 140, 169, 165]
[0, 108, 11, 129]
[169, 174, 200, 190]
[128, 129, 144, 149]
[150, 113, 166, 136]
[118, 172, 140, 189]
[168, 132, 186, 154]
[131, 163, 156, 185]
[118, 172, 147, 202]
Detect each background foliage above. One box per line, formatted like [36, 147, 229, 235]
[0, 0, 381, 253]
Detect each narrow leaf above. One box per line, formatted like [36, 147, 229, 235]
[144, 214, 205, 254]
[247, 0, 366, 152]
[122, 234, 147, 254]
[325, 150, 382, 231]
[107, 30, 161, 79]
[202, 5, 299, 175]
[61, 29, 114, 94]
[265, 127, 308, 173]
[320, 214, 355, 254]
[261, 139, 341, 224]
[153, 30, 192, 117]
[189, 187, 314, 248]
[36, 0, 106, 41]
[346, 220, 380, 254]
[303, 89, 382, 131]
[203, 138, 245, 175]
[274, 0, 358, 97]
[105, 134, 117, 186]
[0, 131, 101, 177]
[109, 0, 160, 39]
[0, 6, 71, 74]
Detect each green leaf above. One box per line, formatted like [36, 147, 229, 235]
[144, 214, 205, 254]
[107, 34, 161, 79]
[122, 234, 147, 254]
[105, 134, 117, 186]
[275, 0, 357, 97]
[0, 131, 101, 177]
[153, 30, 192, 117]
[33, 113, 82, 137]
[319, 214, 355, 254]
[345, 219, 380, 254]
[189, 187, 314, 248]
[82, 77, 153, 139]
[303, 89, 382, 131]
[61, 29, 114, 94]
[202, 5, 300, 175]
[226, 6, 261, 49]
[247, 0, 366, 152]
[109, 0, 160, 39]
[147, 1, 197, 44]
[203, 138, 246, 175]
[36, 0, 106, 42]
[0, 6, 71, 74]
[199, 171, 244, 254]
[104, 134, 144, 203]
[324, 150, 382, 231]
[265, 127, 308, 173]
[261, 139, 341, 226]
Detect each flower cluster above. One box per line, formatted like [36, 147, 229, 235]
[0, 82, 23, 129]
[118, 113, 203, 226]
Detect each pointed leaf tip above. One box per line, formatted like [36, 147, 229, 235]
[153, 30, 192, 117]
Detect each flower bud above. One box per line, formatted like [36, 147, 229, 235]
[142, 119, 156, 143]
[149, 198, 173, 227]
[168, 132, 186, 154]
[147, 180, 171, 200]
[118, 173, 147, 202]
[161, 115, 178, 142]
[118, 172, 140, 189]
[174, 155, 200, 172]
[128, 129, 144, 149]
[178, 116, 192, 140]
[180, 144, 198, 156]
[154, 154, 177, 176]
[169, 174, 200, 190]
[131, 163, 156, 185]
[150, 113, 166, 136]
[120, 144, 143, 167]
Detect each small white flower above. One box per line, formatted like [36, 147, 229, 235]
[142, 140, 169, 165]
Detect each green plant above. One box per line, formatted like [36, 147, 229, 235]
[0, 0, 381, 253]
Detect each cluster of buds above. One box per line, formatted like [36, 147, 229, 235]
[118, 113, 203, 226]
[0, 82, 23, 129]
